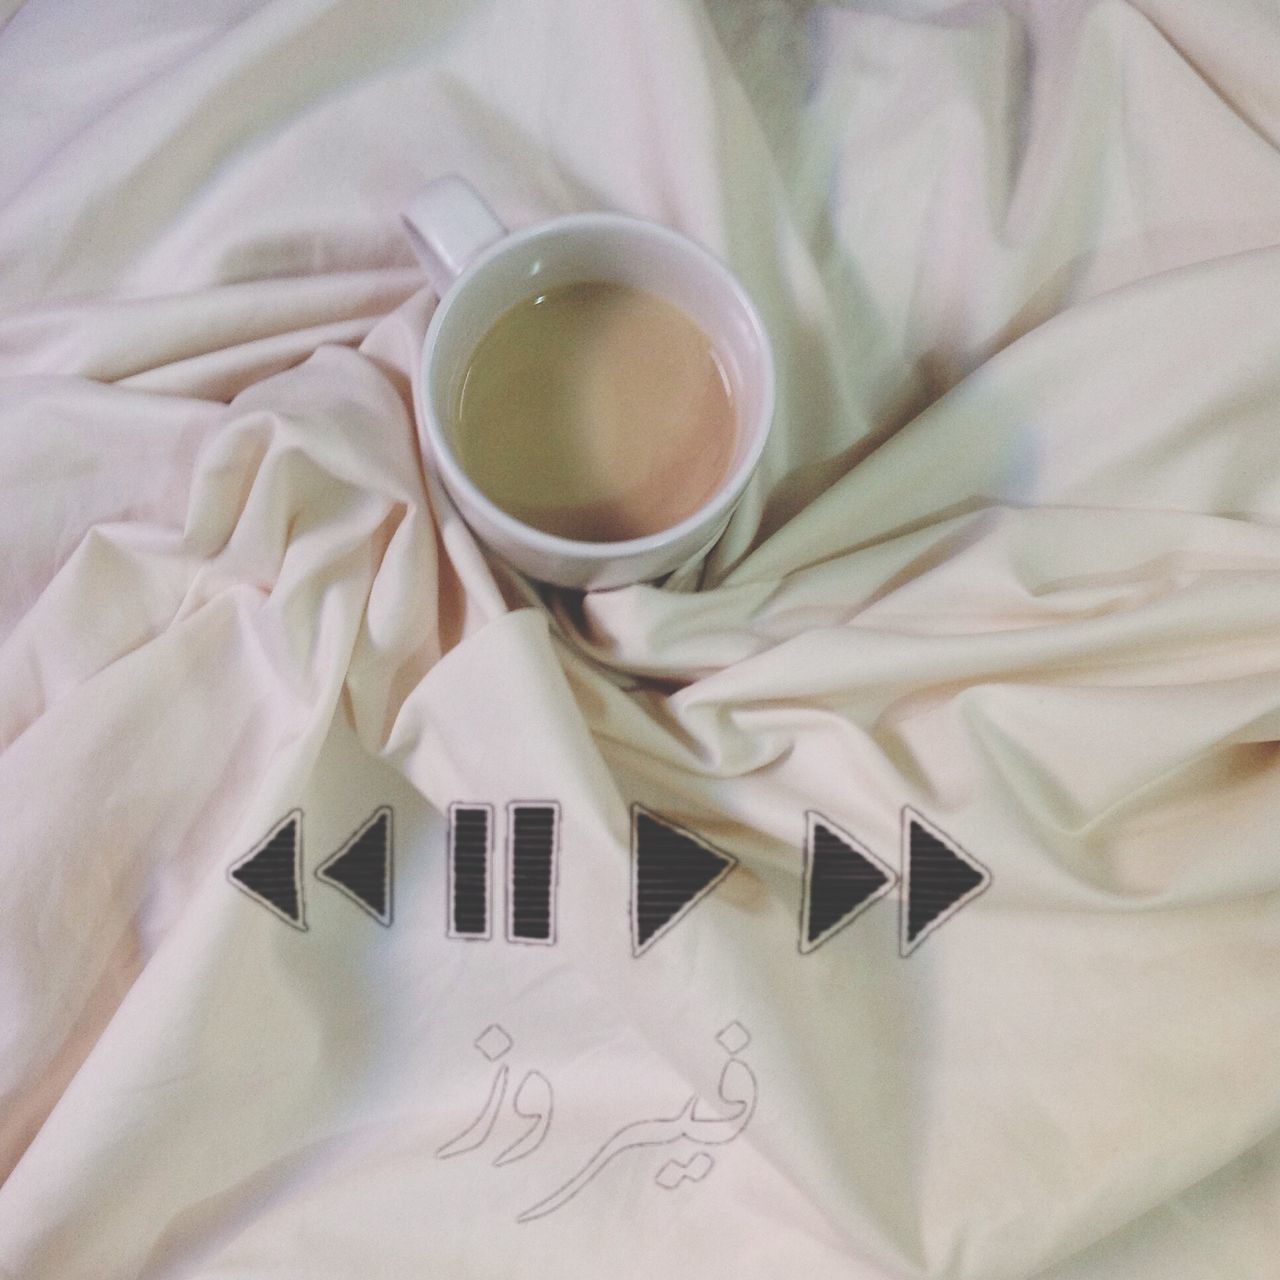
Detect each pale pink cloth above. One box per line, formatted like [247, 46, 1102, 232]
[1, 1, 1278, 1277]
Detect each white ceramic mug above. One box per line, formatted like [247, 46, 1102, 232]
[401, 176, 774, 590]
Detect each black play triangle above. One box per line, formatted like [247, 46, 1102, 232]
[316, 807, 393, 925]
[901, 809, 990, 955]
[632, 805, 737, 956]
[228, 810, 305, 930]
[801, 814, 896, 953]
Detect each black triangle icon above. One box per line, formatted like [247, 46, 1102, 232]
[900, 808, 990, 955]
[632, 805, 737, 956]
[800, 813, 897, 953]
[316, 807, 393, 925]
[228, 810, 305, 930]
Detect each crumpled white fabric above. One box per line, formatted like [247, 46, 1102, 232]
[0, 1, 1277, 1277]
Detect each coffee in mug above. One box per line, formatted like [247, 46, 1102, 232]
[450, 281, 736, 542]
[402, 176, 775, 590]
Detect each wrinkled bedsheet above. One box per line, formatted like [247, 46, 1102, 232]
[1, 1, 1278, 1276]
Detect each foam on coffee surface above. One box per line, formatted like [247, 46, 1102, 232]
[452, 281, 736, 542]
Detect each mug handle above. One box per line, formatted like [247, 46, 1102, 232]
[401, 176, 506, 296]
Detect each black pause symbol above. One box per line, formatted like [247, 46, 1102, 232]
[447, 802, 559, 945]
[448, 804, 492, 939]
[508, 803, 558, 944]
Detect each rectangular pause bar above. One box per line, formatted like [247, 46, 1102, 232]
[508, 803, 558, 944]
[448, 804, 491, 938]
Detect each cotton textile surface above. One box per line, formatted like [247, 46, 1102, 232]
[1, 0, 1278, 1276]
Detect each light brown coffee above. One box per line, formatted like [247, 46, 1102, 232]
[451, 281, 736, 542]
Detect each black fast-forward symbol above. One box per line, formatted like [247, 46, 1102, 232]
[900, 807, 991, 955]
[799, 811, 897, 953]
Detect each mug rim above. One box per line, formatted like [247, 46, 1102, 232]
[420, 210, 775, 563]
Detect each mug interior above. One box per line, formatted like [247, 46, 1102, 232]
[424, 214, 772, 551]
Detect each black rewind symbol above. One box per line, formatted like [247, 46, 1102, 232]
[227, 808, 393, 929]
[447, 802, 560, 945]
